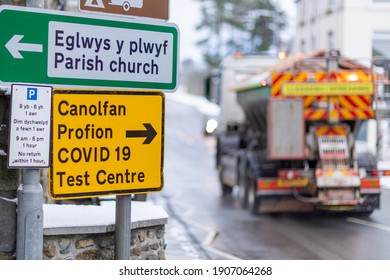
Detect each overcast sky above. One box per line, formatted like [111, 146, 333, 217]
[169, 0, 296, 64]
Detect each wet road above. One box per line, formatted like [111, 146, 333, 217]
[150, 95, 390, 260]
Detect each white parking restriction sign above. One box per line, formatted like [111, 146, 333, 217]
[8, 84, 52, 168]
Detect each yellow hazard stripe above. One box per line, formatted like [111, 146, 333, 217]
[304, 109, 327, 120]
[295, 72, 308, 82]
[334, 126, 347, 135]
[339, 109, 375, 120]
[315, 126, 348, 136]
[315, 72, 327, 81]
[304, 96, 316, 107]
[272, 73, 293, 96]
[339, 95, 370, 109]
[316, 127, 329, 136]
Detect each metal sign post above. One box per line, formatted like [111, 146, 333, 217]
[115, 195, 132, 259]
[14, 0, 47, 260]
[16, 169, 44, 260]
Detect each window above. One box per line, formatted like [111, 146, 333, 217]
[328, 0, 336, 12]
[373, 31, 390, 57]
[328, 30, 335, 49]
[301, 39, 306, 53]
[311, 35, 317, 50]
[298, 0, 307, 25]
[356, 121, 368, 141]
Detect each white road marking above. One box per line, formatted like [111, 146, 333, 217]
[346, 217, 390, 232]
[189, 220, 243, 260]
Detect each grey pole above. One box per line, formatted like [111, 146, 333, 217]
[16, 169, 43, 260]
[115, 195, 132, 259]
[15, 0, 45, 260]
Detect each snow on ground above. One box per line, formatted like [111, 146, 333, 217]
[166, 88, 220, 117]
[44, 201, 168, 229]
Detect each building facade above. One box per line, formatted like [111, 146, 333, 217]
[293, 0, 390, 60]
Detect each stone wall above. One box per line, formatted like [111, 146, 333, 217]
[0, 93, 19, 260]
[0, 201, 168, 260]
[43, 225, 166, 260]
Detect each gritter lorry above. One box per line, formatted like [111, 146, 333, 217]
[207, 50, 390, 215]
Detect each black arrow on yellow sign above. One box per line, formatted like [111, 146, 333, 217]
[126, 123, 157, 144]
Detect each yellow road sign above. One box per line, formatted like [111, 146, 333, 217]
[282, 82, 374, 96]
[49, 90, 164, 200]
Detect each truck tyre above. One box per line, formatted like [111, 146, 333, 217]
[238, 177, 249, 209]
[237, 156, 249, 209]
[221, 182, 233, 195]
[247, 170, 260, 215]
[218, 165, 233, 195]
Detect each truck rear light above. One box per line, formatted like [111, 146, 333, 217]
[278, 170, 301, 179]
[347, 73, 359, 82]
[367, 170, 390, 177]
[360, 178, 380, 189]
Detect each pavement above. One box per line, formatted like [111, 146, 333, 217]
[149, 194, 211, 260]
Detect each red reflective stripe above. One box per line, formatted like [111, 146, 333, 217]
[367, 170, 390, 177]
[258, 180, 278, 189]
[258, 179, 293, 191]
[278, 170, 303, 179]
[360, 178, 380, 189]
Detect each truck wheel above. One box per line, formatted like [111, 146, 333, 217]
[238, 182, 249, 209]
[237, 158, 249, 209]
[247, 171, 260, 215]
[220, 182, 232, 195]
[219, 165, 233, 196]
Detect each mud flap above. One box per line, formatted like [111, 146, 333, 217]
[257, 196, 314, 213]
